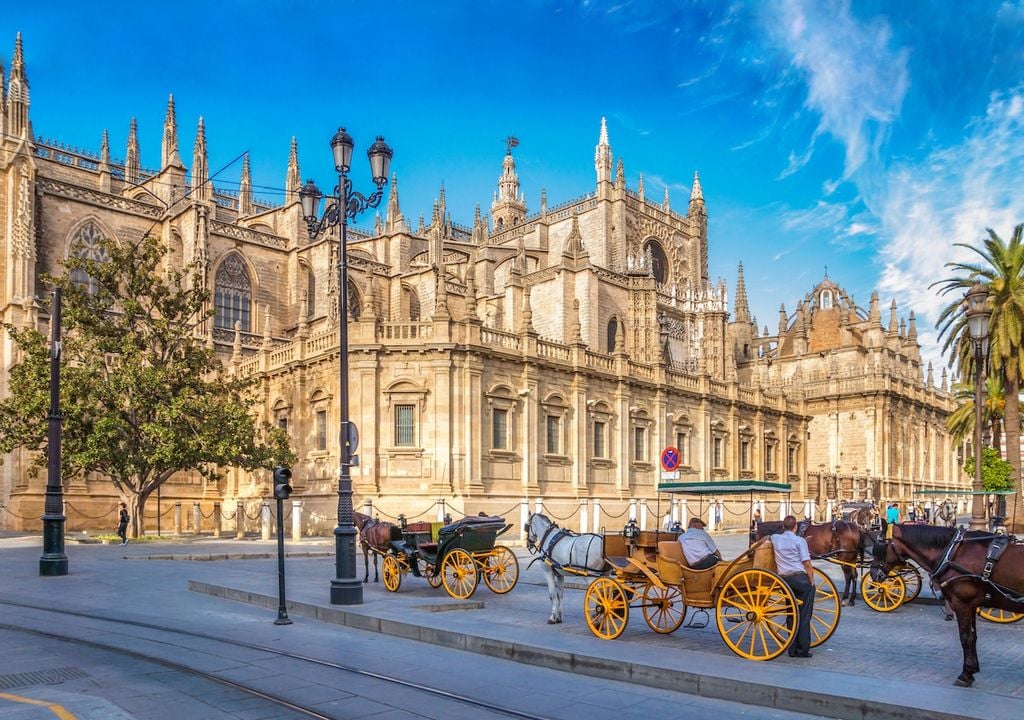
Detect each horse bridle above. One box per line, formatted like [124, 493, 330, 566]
[524, 517, 562, 557]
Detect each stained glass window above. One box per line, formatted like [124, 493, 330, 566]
[70, 222, 110, 295]
[214, 253, 252, 331]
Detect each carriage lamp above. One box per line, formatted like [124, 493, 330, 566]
[964, 282, 991, 531]
[301, 127, 393, 606]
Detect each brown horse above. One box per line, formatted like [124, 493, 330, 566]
[871, 522, 1024, 687]
[756, 520, 866, 605]
[353, 512, 399, 583]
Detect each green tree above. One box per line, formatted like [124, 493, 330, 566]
[962, 447, 1014, 492]
[0, 234, 294, 537]
[946, 374, 1004, 449]
[934, 223, 1024, 501]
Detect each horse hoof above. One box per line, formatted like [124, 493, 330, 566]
[954, 677, 974, 688]
[547, 619, 557, 624]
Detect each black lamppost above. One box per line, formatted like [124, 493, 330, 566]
[964, 282, 991, 531]
[40, 288, 68, 576]
[299, 128, 392, 605]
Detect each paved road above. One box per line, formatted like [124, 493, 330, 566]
[0, 535, 832, 720]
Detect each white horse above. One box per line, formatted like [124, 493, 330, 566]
[524, 512, 606, 624]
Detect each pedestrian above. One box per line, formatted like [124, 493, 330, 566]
[117, 502, 130, 545]
[771, 515, 815, 658]
[908, 504, 917, 522]
[885, 502, 900, 525]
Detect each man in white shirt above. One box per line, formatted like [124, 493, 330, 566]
[678, 517, 721, 569]
[771, 515, 815, 658]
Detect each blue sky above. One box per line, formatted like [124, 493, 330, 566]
[5, 0, 1024, 369]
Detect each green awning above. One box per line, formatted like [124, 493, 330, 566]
[912, 489, 1016, 496]
[657, 480, 792, 495]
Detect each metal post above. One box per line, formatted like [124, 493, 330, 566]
[274, 494, 292, 625]
[970, 343, 986, 530]
[40, 288, 68, 577]
[331, 176, 362, 606]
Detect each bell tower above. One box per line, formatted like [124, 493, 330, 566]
[490, 138, 526, 232]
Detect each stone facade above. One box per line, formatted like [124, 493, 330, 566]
[0, 36, 965, 533]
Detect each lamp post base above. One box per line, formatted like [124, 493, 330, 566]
[330, 524, 363, 605]
[39, 515, 68, 577]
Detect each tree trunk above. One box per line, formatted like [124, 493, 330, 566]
[124, 491, 150, 539]
[1003, 373, 1021, 506]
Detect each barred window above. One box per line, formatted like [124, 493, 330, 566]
[70, 222, 110, 295]
[395, 404, 415, 447]
[546, 415, 561, 455]
[741, 440, 751, 471]
[634, 427, 647, 462]
[675, 432, 689, 465]
[713, 437, 724, 468]
[492, 408, 509, 450]
[594, 421, 606, 459]
[214, 253, 251, 331]
[315, 410, 327, 451]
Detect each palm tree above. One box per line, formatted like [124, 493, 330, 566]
[946, 375, 1005, 449]
[934, 224, 1024, 510]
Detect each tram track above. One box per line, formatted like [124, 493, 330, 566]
[0, 598, 550, 720]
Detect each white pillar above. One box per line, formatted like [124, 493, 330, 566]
[174, 502, 183, 535]
[757, 499, 766, 520]
[580, 500, 589, 534]
[520, 498, 529, 541]
[779, 499, 788, 520]
[707, 501, 718, 532]
[261, 501, 271, 541]
[670, 498, 679, 525]
[363, 498, 374, 516]
[639, 498, 648, 530]
[291, 500, 302, 541]
[826, 499, 835, 521]
[192, 502, 201, 535]
[629, 498, 637, 522]
[534, 497, 543, 515]
[592, 499, 602, 533]
[679, 498, 688, 528]
[437, 498, 447, 522]
[804, 499, 813, 519]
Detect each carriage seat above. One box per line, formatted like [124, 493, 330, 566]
[656, 541, 716, 596]
[440, 515, 506, 535]
[416, 542, 438, 554]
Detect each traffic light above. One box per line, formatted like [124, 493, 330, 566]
[273, 466, 292, 500]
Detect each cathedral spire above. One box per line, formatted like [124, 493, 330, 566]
[491, 145, 526, 229]
[6, 32, 30, 138]
[161, 94, 182, 168]
[638, 172, 645, 202]
[908, 310, 918, 341]
[735, 262, 750, 324]
[286, 137, 301, 200]
[191, 116, 211, 202]
[239, 153, 253, 216]
[99, 129, 110, 167]
[869, 290, 881, 325]
[888, 299, 898, 334]
[385, 172, 403, 233]
[561, 214, 589, 264]
[663, 186, 670, 211]
[595, 116, 612, 186]
[778, 303, 788, 337]
[690, 171, 704, 203]
[125, 117, 140, 184]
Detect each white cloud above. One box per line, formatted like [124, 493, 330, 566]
[764, 0, 909, 179]
[875, 86, 1024, 368]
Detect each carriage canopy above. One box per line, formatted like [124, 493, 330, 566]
[657, 480, 792, 495]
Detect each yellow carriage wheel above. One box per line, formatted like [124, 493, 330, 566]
[900, 565, 922, 603]
[425, 565, 443, 589]
[482, 546, 519, 594]
[809, 568, 840, 648]
[715, 569, 797, 661]
[860, 573, 905, 612]
[641, 583, 686, 634]
[441, 548, 478, 600]
[585, 577, 630, 640]
[978, 607, 1024, 623]
[381, 554, 402, 593]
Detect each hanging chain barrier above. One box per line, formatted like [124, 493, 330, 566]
[723, 502, 752, 516]
[221, 510, 236, 521]
[0, 504, 36, 520]
[374, 503, 437, 521]
[491, 502, 521, 518]
[63, 502, 118, 520]
[600, 505, 631, 519]
[199, 506, 216, 519]
[539, 503, 579, 522]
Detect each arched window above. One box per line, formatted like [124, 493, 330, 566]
[607, 317, 618, 352]
[403, 285, 421, 321]
[347, 280, 361, 320]
[306, 266, 316, 316]
[644, 239, 669, 285]
[69, 222, 110, 295]
[214, 253, 252, 331]
[820, 290, 833, 309]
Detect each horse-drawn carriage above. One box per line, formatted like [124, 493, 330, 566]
[527, 481, 841, 661]
[380, 515, 519, 600]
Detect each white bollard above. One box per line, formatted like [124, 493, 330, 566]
[670, 498, 679, 525]
[261, 501, 271, 541]
[592, 499, 602, 533]
[679, 498, 688, 528]
[193, 502, 201, 535]
[437, 498, 447, 522]
[707, 501, 718, 532]
[804, 499, 813, 520]
[580, 500, 589, 534]
[758, 499, 766, 521]
[534, 497, 543, 516]
[291, 500, 302, 541]
[520, 498, 529, 542]
[363, 499, 374, 516]
[629, 498, 637, 522]
[779, 500, 788, 520]
[639, 498, 648, 530]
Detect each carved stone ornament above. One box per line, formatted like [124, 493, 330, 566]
[12, 168, 34, 259]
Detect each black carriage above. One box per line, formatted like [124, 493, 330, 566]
[381, 515, 519, 599]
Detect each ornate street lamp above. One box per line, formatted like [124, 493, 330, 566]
[300, 128, 392, 605]
[964, 282, 991, 530]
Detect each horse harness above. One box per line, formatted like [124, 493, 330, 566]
[911, 527, 1023, 605]
[526, 520, 601, 575]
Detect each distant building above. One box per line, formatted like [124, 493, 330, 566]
[0, 35, 965, 532]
